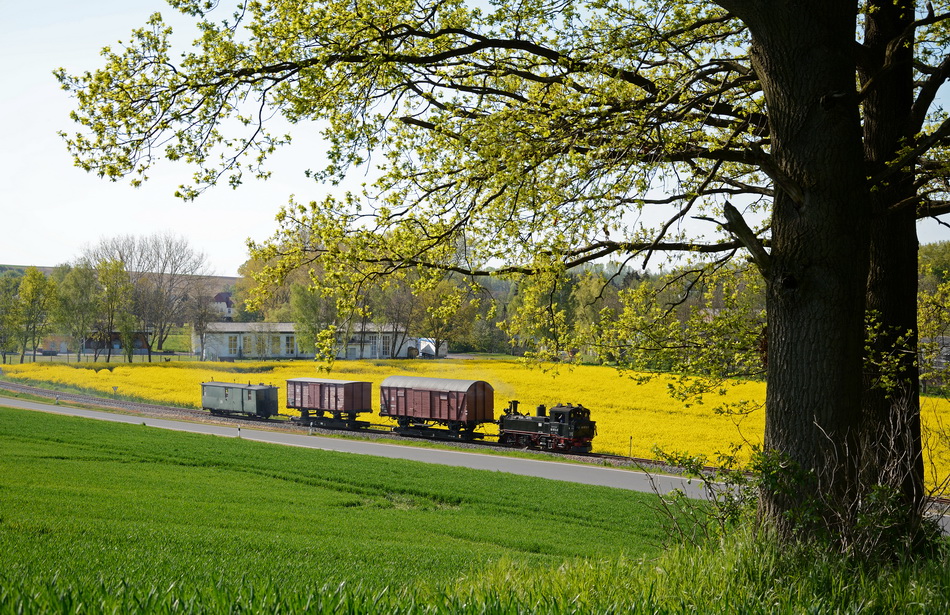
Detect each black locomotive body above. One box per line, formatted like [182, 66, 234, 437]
[497, 401, 597, 452]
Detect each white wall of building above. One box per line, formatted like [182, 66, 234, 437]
[193, 323, 422, 360]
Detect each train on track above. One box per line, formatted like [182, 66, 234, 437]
[200, 376, 597, 453]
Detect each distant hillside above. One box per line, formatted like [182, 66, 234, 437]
[0, 264, 239, 292]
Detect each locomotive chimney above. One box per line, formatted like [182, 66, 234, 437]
[508, 400, 520, 414]
[536, 404, 547, 417]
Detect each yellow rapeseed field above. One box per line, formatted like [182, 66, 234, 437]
[4, 359, 950, 487]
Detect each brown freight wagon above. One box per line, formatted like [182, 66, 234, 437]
[286, 377, 373, 423]
[379, 376, 494, 436]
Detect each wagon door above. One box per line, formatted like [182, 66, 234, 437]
[328, 384, 342, 412]
[242, 386, 253, 414]
[299, 381, 307, 408]
[381, 386, 405, 416]
[434, 391, 451, 421]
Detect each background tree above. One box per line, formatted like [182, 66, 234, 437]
[441, 274, 515, 355]
[416, 279, 480, 358]
[920, 241, 950, 287]
[0, 272, 24, 364]
[58, 0, 950, 552]
[93, 259, 133, 363]
[85, 233, 211, 358]
[502, 267, 579, 362]
[919, 242, 950, 394]
[369, 273, 421, 359]
[919, 279, 950, 391]
[185, 290, 220, 359]
[14, 267, 56, 363]
[233, 257, 294, 322]
[118, 311, 138, 363]
[52, 261, 100, 362]
[290, 283, 339, 355]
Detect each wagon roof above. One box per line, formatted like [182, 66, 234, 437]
[286, 377, 369, 385]
[201, 381, 277, 390]
[380, 375, 493, 393]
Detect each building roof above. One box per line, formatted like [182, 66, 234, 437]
[205, 322, 298, 334]
[203, 322, 406, 334]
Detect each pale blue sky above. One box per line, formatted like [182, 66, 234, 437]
[0, 0, 332, 277]
[0, 1, 946, 278]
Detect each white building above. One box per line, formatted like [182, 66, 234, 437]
[212, 292, 235, 321]
[193, 322, 437, 361]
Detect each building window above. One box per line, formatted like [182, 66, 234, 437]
[285, 335, 295, 355]
[271, 335, 281, 355]
[228, 335, 238, 356]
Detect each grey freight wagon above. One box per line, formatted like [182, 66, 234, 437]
[201, 381, 280, 418]
[380, 375, 494, 437]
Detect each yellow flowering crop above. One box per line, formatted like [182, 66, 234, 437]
[4, 359, 949, 489]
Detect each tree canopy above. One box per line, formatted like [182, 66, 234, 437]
[59, 0, 950, 554]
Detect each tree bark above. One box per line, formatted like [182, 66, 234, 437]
[859, 0, 926, 522]
[742, 2, 871, 537]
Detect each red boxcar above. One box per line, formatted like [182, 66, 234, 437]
[379, 376, 494, 430]
[286, 377, 372, 420]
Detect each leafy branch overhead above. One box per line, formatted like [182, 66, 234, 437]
[56, 2, 759, 273]
[58, 4, 947, 272]
[58, 2, 950, 282]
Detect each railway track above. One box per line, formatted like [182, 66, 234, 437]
[0, 379, 637, 465]
[6, 378, 949, 514]
[0, 379, 212, 420]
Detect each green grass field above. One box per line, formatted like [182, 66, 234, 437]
[0, 407, 667, 612]
[6, 405, 950, 613]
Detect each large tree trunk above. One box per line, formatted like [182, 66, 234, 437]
[743, 2, 871, 539]
[859, 0, 926, 529]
